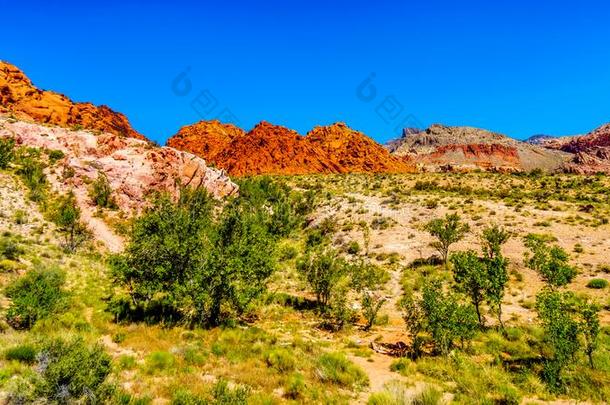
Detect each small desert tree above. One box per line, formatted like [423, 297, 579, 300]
[482, 225, 510, 328]
[420, 280, 478, 355]
[578, 299, 600, 369]
[536, 290, 580, 392]
[297, 248, 348, 308]
[450, 250, 488, 327]
[203, 200, 277, 326]
[524, 234, 577, 289]
[400, 292, 426, 359]
[424, 213, 469, 266]
[110, 187, 277, 326]
[481, 225, 510, 259]
[51, 192, 89, 252]
[350, 259, 388, 330]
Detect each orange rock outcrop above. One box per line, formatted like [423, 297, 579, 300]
[0, 61, 144, 139]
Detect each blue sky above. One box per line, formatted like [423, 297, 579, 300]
[3, 0, 610, 143]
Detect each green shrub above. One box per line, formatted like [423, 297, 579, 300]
[4, 344, 38, 364]
[212, 379, 249, 404]
[89, 172, 117, 209]
[13, 210, 27, 224]
[284, 372, 306, 399]
[50, 192, 89, 252]
[46, 149, 65, 163]
[110, 187, 277, 327]
[0, 137, 15, 169]
[145, 351, 176, 374]
[32, 337, 112, 403]
[264, 348, 296, 372]
[347, 240, 361, 255]
[0, 236, 24, 260]
[0, 259, 20, 272]
[4, 266, 67, 330]
[524, 234, 577, 288]
[16, 153, 47, 202]
[171, 389, 206, 405]
[586, 278, 608, 289]
[412, 386, 443, 405]
[315, 352, 368, 389]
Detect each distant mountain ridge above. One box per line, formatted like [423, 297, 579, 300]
[386, 124, 572, 172]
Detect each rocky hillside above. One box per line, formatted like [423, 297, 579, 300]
[167, 120, 245, 165]
[0, 61, 144, 139]
[559, 124, 610, 173]
[167, 120, 415, 176]
[388, 124, 572, 172]
[0, 117, 237, 250]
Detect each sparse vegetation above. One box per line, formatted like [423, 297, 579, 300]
[2, 170, 610, 403]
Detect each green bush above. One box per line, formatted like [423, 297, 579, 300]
[32, 337, 112, 403]
[586, 278, 608, 289]
[315, 352, 368, 389]
[0, 236, 24, 260]
[284, 372, 306, 399]
[145, 351, 176, 374]
[347, 240, 361, 255]
[16, 152, 47, 202]
[0, 137, 15, 169]
[46, 149, 65, 163]
[524, 234, 577, 288]
[50, 192, 89, 252]
[212, 379, 249, 404]
[89, 172, 117, 209]
[4, 266, 67, 330]
[264, 348, 296, 372]
[4, 343, 38, 364]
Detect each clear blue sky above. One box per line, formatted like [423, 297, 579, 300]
[3, 0, 610, 143]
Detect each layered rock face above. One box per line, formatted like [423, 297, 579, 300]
[558, 124, 610, 173]
[0, 61, 144, 139]
[388, 124, 571, 172]
[0, 118, 237, 211]
[167, 120, 415, 176]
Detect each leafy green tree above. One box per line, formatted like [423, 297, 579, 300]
[110, 188, 213, 318]
[424, 213, 469, 266]
[400, 292, 426, 359]
[578, 299, 600, 369]
[51, 192, 89, 252]
[110, 187, 277, 327]
[536, 290, 580, 392]
[485, 254, 509, 328]
[89, 172, 117, 209]
[4, 267, 66, 330]
[203, 200, 277, 326]
[481, 225, 510, 259]
[420, 280, 478, 355]
[0, 136, 15, 169]
[297, 248, 347, 308]
[524, 235, 577, 289]
[349, 259, 388, 331]
[450, 250, 488, 326]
